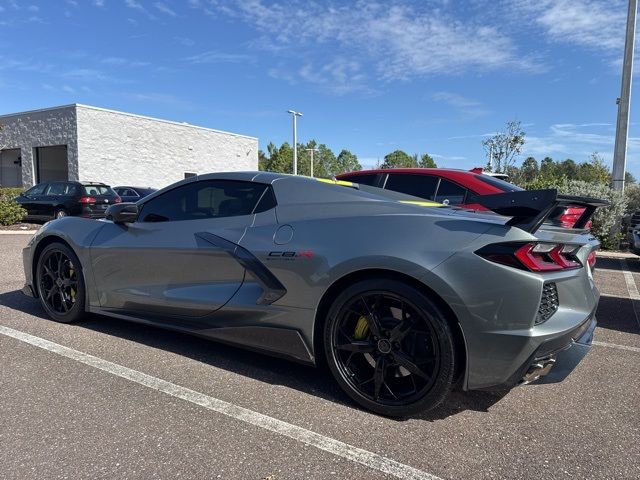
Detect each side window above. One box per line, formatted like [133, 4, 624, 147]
[434, 179, 467, 205]
[384, 174, 439, 200]
[348, 174, 379, 187]
[139, 180, 273, 222]
[25, 184, 47, 196]
[46, 182, 66, 196]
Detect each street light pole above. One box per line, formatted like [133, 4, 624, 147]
[287, 110, 303, 175]
[306, 148, 318, 178]
[612, 0, 637, 192]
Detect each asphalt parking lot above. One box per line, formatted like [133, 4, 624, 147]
[1, 233, 639, 480]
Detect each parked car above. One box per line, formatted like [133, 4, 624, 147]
[113, 186, 157, 203]
[22, 172, 603, 417]
[337, 168, 591, 229]
[16, 181, 121, 221]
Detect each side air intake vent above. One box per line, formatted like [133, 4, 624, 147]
[536, 282, 559, 325]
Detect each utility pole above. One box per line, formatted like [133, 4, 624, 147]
[306, 148, 318, 178]
[612, 0, 637, 191]
[287, 110, 303, 175]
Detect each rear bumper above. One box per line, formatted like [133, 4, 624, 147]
[529, 316, 596, 385]
[497, 314, 596, 388]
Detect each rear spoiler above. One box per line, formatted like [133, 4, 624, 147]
[477, 189, 609, 233]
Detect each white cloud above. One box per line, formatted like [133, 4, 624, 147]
[93, 0, 105, 6]
[185, 51, 253, 64]
[431, 92, 489, 119]
[510, 0, 627, 52]
[199, 0, 542, 88]
[297, 59, 376, 95]
[521, 123, 629, 163]
[154, 2, 177, 17]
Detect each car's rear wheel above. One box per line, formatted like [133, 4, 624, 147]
[36, 243, 86, 323]
[324, 279, 456, 417]
[55, 208, 68, 219]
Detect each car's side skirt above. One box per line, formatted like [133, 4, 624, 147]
[87, 306, 315, 364]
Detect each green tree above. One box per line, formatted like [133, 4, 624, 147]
[335, 149, 361, 174]
[577, 152, 610, 184]
[625, 171, 636, 184]
[520, 156, 539, 184]
[259, 142, 293, 174]
[482, 120, 526, 173]
[559, 159, 579, 179]
[258, 149, 268, 171]
[381, 150, 417, 169]
[418, 153, 437, 168]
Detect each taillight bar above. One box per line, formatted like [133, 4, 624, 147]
[476, 242, 583, 272]
[79, 196, 96, 204]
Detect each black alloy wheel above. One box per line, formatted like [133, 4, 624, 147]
[324, 279, 456, 417]
[36, 243, 86, 323]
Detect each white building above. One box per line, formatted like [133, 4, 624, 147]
[0, 104, 258, 189]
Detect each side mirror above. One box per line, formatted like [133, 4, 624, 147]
[106, 203, 139, 224]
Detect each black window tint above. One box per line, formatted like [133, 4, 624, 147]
[140, 180, 268, 222]
[348, 174, 378, 186]
[46, 182, 73, 196]
[82, 185, 115, 196]
[384, 174, 438, 200]
[434, 179, 467, 205]
[253, 187, 277, 213]
[25, 184, 47, 196]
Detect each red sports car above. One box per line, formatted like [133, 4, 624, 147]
[337, 168, 588, 228]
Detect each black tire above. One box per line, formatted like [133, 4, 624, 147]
[35, 242, 86, 323]
[323, 278, 456, 417]
[54, 209, 68, 219]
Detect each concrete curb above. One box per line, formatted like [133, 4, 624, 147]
[0, 230, 37, 235]
[597, 250, 638, 259]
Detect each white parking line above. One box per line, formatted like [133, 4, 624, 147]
[0, 325, 441, 480]
[593, 341, 640, 353]
[620, 259, 640, 329]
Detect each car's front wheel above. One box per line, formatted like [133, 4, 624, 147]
[324, 278, 456, 417]
[36, 242, 86, 323]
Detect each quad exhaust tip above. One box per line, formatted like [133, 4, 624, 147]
[520, 358, 556, 384]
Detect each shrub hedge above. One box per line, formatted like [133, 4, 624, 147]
[0, 187, 26, 226]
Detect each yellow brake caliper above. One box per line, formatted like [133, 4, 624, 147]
[354, 316, 369, 340]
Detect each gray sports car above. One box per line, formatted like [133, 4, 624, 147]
[21, 172, 604, 416]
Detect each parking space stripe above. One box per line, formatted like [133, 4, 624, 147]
[0, 325, 441, 480]
[593, 340, 640, 353]
[620, 259, 640, 329]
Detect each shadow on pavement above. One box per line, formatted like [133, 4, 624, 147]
[0, 289, 507, 421]
[596, 295, 640, 335]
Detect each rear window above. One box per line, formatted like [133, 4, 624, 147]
[384, 173, 439, 200]
[82, 185, 117, 196]
[475, 174, 523, 192]
[344, 173, 379, 186]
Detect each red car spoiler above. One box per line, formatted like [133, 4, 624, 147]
[477, 189, 609, 233]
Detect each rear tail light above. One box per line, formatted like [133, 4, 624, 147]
[587, 250, 597, 270]
[559, 207, 592, 229]
[79, 196, 96, 204]
[114, 196, 122, 203]
[477, 242, 583, 272]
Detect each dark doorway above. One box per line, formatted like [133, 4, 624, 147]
[35, 145, 68, 183]
[0, 149, 22, 187]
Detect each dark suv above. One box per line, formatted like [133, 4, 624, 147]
[16, 181, 121, 221]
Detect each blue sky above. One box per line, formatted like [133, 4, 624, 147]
[0, 0, 639, 176]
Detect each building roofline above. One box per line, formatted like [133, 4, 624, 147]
[0, 103, 258, 140]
